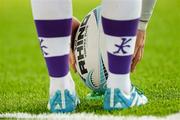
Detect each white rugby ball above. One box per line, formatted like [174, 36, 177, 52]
[74, 7, 108, 93]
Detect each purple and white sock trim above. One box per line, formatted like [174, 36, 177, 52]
[35, 19, 72, 38]
[34, 19, 71, 77]
[45, 55, 69, 77]
[102, 0, 142, 75]
[102, 17, 139, 37]
[31, 0, 72, 78]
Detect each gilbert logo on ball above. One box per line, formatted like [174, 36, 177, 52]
[74, 6, 108, 93]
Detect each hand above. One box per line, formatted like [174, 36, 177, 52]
[131, 30, 146, 72]
[69, 17, 80, 72]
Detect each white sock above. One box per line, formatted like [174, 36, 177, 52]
[31, 0, 75, 97]
[101, 0, 142, 94]
[50, 72, 75, 98]
[107, 73, 131, 94]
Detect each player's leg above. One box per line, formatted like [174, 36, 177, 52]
[31, 0, 79, 113]
[101, 0, 147, 110]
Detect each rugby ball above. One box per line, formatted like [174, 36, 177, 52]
[74, 7, 108, 93]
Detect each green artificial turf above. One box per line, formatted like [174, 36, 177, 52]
[0, 0, 180, 116]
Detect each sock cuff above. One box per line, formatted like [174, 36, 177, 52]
[31, 0, 72, 20]
[102, 0, 142, 20]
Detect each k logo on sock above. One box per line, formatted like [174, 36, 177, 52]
[113, 38, 132, 55]
[39, 38, 49, 56]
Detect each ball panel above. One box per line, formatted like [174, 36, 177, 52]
[74, 6, 108, 92]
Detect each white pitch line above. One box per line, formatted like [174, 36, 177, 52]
[0, 112, 180, 120]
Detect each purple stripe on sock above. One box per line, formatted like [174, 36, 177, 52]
[45, 55, 69, 77]
[102, 17, 139, 37]
[108, 52, 132, 74]
[35, 19, 72, 37]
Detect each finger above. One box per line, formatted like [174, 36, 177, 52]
[131, 53, 137, 72]
[69, 50, 77, 73]
[131, 47, 142, 72]
[71, 56, 77, 73]
[140, 41, 145, 60]
[131, 56, 137, 72]
[72, 62, 77, 73]
[131, 42, 145, 72]
[70, 60, 77, 73]
[131, 58, 137, 73]
[131, 46, 140, 72]
[133, 40, 139, 58]
[72, 52, 77, 72]
[69, 54, 72, 66]
[141, 47, 144, 60]
[131, 52, 137, 72]
[72, 54, 77, 73]
[134, 47, 142, 65]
